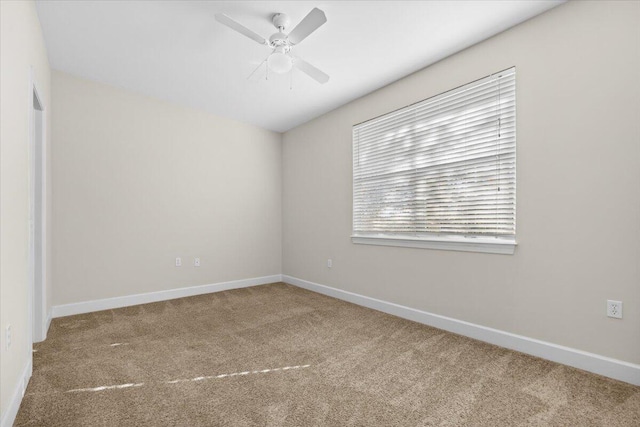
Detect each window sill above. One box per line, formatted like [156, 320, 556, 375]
[351, 235, 516, 255]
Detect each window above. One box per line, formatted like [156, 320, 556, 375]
[352, 68, 516, 254]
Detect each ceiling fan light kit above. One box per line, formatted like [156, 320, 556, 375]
[215, 8, 329, 84]
[268, 47, 293, 74]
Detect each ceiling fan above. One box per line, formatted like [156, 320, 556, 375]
[215, 8, 330, 84]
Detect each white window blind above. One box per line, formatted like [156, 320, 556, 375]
[352, 68, 516, 253]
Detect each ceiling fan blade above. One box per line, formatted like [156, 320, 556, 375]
[215, 13, 268, 45]
[294, 57, 330, 84]
[288, 8, 327, 45]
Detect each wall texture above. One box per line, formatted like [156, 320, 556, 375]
[0, 0, 52, 419]
[52, 71, 282, 305]
[282, 0, 640, 364]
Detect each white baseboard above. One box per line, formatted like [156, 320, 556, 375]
[45, 309, 52, 337]
[52, 275, 283, 318]
[1, 357, 32, 427]
[46, 309, 52, 331]
[283, 275, 640, 386]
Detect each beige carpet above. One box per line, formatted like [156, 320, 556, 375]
[15, 283, 640, 426]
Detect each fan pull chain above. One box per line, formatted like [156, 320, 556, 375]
[247, 58, 267, 81]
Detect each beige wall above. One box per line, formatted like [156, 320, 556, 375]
[282, 1, 640, 364]
[0, 0, 52, 418]
[52, 71, 282, 305]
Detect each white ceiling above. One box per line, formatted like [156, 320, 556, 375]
[36, 1, 564, 132]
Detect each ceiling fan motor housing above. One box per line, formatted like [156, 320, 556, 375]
[269, 32, 290, 49]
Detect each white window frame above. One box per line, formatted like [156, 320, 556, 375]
[352, 68, 517, 255]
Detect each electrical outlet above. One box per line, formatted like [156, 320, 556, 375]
[5, 325, 11, 350]
[175, 257, 182, 267]
[327, 259, 332, 268]
[194, 257, 200, 267]
[607, 300, 623, 319]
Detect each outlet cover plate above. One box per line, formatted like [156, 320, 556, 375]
[607, 300, 623, 319]
[5, 325, 11, 350]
